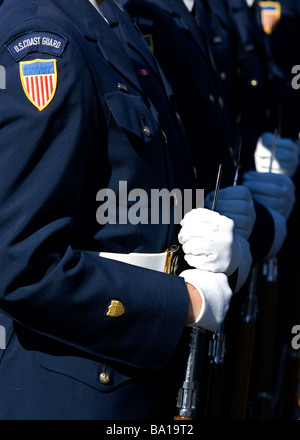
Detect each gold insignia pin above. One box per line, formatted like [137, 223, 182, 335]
[143, 34, 154, 53]
[106, 300, 125, 318]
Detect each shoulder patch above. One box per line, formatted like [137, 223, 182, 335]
[5, 31, 68, 62]
[258, 1, 281, 35]
[19, 59, 57, 111]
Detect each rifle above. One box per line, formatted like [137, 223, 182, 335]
[251, 114, 283, 419]
[204, 322, 226, 419]
[175, 165, 222, 420]
[174, 327, 206, 420]
[273, 266, 300, 419]
[205, 142, 242, 420]
[252, 258, 278, 419]
[229, 264, 260, 419]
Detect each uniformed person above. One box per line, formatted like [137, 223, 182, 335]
[120, 0, 297, 419]
[0, 0, 246, 420]
[120, 0, 294, 265]
[191, 0, 300, 419]
[115, 0, 253, 418]
[246, 0, 300, 419]
[185, 0, 299, 419]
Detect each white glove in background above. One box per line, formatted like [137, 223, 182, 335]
[242, 170, 296, 220]
[179, 269, 232, 331]
[178, 208, 242, 276]
[255, 132, 300, 178]
[205, 185, 256, 240]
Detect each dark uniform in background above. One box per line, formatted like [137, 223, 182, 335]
[249, 0, 300, 419]
[118, 0, 265, 419]
[190, 0, 274, 419]
[120, 0, 299, 419]
[188, 0, 300, 419]
[120, 0, 236, 195]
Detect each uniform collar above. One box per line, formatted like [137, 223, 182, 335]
[173, 0, 214, 65]
[48, 0, 145, 97]
[182, 0, 195, 12]
[101, 0, 176, 100]
[89, 0, 147, 97]
[89, 0, 110, 24]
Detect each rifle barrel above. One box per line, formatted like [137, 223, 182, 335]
[229, 264, 260, 419]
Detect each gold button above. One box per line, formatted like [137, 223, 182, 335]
[251, 79, 258, 87]
[209, 94, 215, 103]
[143, 125, 151, 137]
[117, 82, 128, 93]
[220, 72, 226, 81]
[99, 372, 110, 384]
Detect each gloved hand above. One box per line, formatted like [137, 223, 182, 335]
[255, 132, 300, 178]
[180, 269, 232, 332]
[242, 170, 296, 219]
[178, 208, 242, 276]
[265, 209, 287, 260]
[205, 185, 256, 240]
[234, 235, 252, 293]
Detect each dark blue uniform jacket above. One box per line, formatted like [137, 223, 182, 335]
[0, 0, 192, 420]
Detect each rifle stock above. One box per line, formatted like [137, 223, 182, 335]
[253, 258, 278, 419]
[204, 324, 226, 419]
[230, 264, 260, 419]
[273, 269, 300, 419]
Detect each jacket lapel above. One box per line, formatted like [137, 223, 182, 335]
[100, 0, 175, 100]
[168, 0, 211, 63]
[90, 5, 146, 96]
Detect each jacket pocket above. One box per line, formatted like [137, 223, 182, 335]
[36, 350, 132, 393]
[105, 92, 159, 143]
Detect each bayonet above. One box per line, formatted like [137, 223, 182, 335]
[175, 164, 223, 420]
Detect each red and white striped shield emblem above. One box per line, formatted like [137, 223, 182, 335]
[19, 59, 57, 111]
[259, 1, 281, 35]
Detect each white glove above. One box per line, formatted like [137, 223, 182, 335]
[180, 269, 232, 332]
[178, 208, 242, 276]
[255, 132, 300, 178]
[205, 185, 256, 240]
[242, 170, 296, 219]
